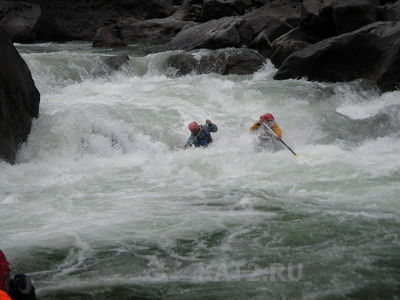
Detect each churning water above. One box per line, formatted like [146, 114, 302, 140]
[1, 42, 399, 299]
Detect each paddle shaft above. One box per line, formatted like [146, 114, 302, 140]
[262, 123, 297, 156]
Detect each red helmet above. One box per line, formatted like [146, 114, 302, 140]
[188, 121, 200, 132]
[0, 250, 10, 290]
[261, 113, 274, 121]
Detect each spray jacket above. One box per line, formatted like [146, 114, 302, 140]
[250, 121, 282, 138]
[0, 290, 12, 300]
[185, 123, 218, 148]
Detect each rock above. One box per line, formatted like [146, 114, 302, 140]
[114, 0, 175, 20]
[270, 39, 310, 68]
[14, 0, 176, 42]
[93, 26, 126, 48]
[301, 0, 380, 41]
[0, 1, 41, 43]
[248, 31, 274, 58]
[300, 0, 336, 40]
[379, 1, 400, 21]
[165, 48, 265, 75]
[167, 16, 242, 50]
[94, 17, 196, 47]
[172, 0, 259, 22]
[103, 54, 130, 71]
[0, 29, 40, 164]
[333, 0, 379, 34]
[269, 27, 311, 66]
[273, 21, 400, 93]
[167, 0, 301, 51]
[238, 0, 302, 44]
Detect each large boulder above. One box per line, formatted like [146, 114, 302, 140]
[333, 0, 380, 34]
[113, 0, 175, 20]
[274, 21, 400, 93]
[0, 30, 40, 164]
[15, 0, 176, 42]
[167, 16, 242, 50]
[300, 0, 337, 40]
[379, 1, 400, 21]
[172, 0, 259, 22]
[300, 0, 380, 41]
[164, 48, 265, 76]
[0, 1, 41, 43]
[238, 0, 302, 44]
[93, 17, 196, 47]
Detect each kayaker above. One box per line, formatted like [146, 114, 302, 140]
[250, 113, 283, 151]
[184, 119, 218, 148]
[250, 113, 282, 139]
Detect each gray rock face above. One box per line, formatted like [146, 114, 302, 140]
[274, 21, 400, 92]
[0, 30, 40, 164]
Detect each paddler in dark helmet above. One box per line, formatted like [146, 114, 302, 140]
[184, 119, 218, 148]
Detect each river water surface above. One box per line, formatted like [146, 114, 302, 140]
[1, 43, 399, 299]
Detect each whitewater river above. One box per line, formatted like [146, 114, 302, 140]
[1, 43, 399, 299]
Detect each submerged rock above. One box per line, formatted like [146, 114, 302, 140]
[164, 48, 265, 76]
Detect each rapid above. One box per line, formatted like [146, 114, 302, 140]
[1, 42, 399, 299]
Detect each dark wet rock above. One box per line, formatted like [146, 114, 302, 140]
[114, 0, 175, 20]
[301, 0, 380, 41]
[269, 27, 311, 66]
[0, 29, 40, 164]
[103, 54, 130, 71]
[270, 40, 310, 68]
[238, 0, 302, 44]
[94, 17, 196, 47]
[167, 16, 242, 50]
[300, 0, 336, 40]
[333, 0, 380, 35]
[248, 31, 274, 58]
[167, 1, 301, 51]
[165, 48, 265, 76]
[274, 21, 400, 93]
[13, 0, 176, 42]
[119, 17, 196, 44]
[0, 1, 41, 43]
[93, 26, 126, 48]
[172, 0, 259, 22]
[379, 1, 400, 21]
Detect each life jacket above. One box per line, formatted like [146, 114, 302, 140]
[0, 251, 10, 291]
[193, 126, 213, 147]
[0, 290, 12, 300]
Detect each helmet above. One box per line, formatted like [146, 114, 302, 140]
[0, 250, 10, 290]
[188, 121, 200, 132]
[261, 113, 274, 121]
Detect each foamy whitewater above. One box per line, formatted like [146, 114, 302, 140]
[1, 43, 399, 299]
